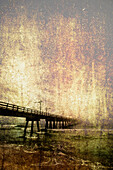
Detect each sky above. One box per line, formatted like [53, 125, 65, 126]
[0, 0, 113, 126]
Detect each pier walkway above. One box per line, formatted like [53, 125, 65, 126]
[0, 101, 77, 136]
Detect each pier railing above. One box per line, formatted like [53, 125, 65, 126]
[0, 101, 52, 116]
[0, 101, 73, 121]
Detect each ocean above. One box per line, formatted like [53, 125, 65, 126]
[0, 123, 113, 169]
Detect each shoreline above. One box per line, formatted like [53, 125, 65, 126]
[0, 128, 113, 169]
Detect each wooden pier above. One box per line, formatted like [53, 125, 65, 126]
[0, 101, 77, 136]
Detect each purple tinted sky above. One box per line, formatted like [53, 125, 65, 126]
[0, 0, 112, 84]
[0, 0, 113, 123]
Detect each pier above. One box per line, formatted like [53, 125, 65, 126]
[0, 101, 77, 136]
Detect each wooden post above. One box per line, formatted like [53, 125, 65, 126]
[37, 120, 40, 132]
[24, 120, 29, 137]
[46, 119, 48, 129]
[59, 121, 61, 129]
[62, 121, 64, 129]
[55, 121, 58, 129]
[49, 121, 52, 129]
[64, 121, 67, 127]
[30, 121, 34, 137]
[53, 121, 55, 129]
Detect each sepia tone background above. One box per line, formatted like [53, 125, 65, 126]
[0, 0, 113, 169]
[0, 0, 113, 127]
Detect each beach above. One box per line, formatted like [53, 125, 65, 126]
[0, 126, 113, 169]
[0, 144, 105, 170]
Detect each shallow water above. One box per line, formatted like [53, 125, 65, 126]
[0, 125, 113, 169]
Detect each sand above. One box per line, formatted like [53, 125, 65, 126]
[0, 144, 97, 170]
[0, 145, 107, 170]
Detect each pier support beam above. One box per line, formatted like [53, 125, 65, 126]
[46, 119, 48, 129]
[59, 121, 61, 129]
[30, 121, 34, 137]
[24, 119, 29, 137]
[49, 121, 52, 129]
[53, 121, 55, 129]
[37, 120, 40, 132]
[64, 121, 67, 127]
[62, 121, 64, 129]
[55, 121, 58, 129]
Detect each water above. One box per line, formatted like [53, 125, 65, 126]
[0, 124, 113, 169]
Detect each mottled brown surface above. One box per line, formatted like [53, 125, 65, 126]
[0, 146, 93, 170]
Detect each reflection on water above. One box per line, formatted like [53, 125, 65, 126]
[0, 125, 113, 169]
